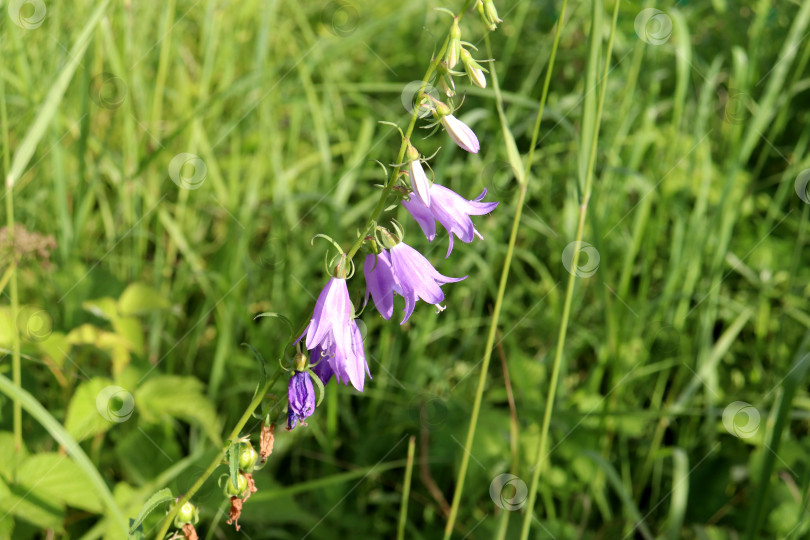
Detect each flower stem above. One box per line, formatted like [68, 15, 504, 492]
[0, 67, 22, 453]
[345, 0, 475, 261]
[519, 1, 618, 538]
[442, 3, 568, 536]
[154, 367, 283, 539]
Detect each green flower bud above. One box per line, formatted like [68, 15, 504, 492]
[460, 48, 487, 89]
[173, 501, 199, 527]
[223, 473, 249, 498]
[238, 443, 259, 473]
[406, 143, 420, 163]
[445, 18, 461, 69]
[433, 100, 451, 117]
[476, 0, 502, 31]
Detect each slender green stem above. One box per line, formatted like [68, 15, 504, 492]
[397, 435, 416, 540]
[443, 3, 569, 537]
[520, 1, 618, 538]
[345, 1, 474, 261]
[154, 368, 283, 538]
[1, 70, 22, 452]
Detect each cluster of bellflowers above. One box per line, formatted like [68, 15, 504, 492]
[285, 2, 503, 431]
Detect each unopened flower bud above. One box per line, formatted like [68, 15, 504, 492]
[477, 0, 502, 31]
[222, 473, 249, 498]
[445, 18, 461, 68]
[433, 100, 452, 117]
[460, 48, 487, 89]
[173, 501, 199, 527]
[406, 144, 431, 206]
[438, 114, 480, 153]
[238, 443, 259, 473]
[437, 63, 456, 97]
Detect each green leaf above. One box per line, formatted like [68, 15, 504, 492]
[64, 377, 124, 441]
[0, 476, 63, 530]
[0, 431, 27, 483]
[17, 453, 104, 513]
[127, 488, 173, 535]
[0, 375, 127, 536]
[229, 442, 240, 491]
[136, 376, 221, 444]
[118, 283, 171, 316]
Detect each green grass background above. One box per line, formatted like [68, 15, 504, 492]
[2, 0, 810, 538]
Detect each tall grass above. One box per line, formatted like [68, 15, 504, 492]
[1, 1, 809, 538]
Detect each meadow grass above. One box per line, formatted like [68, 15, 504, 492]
[1, 0, 810, 538]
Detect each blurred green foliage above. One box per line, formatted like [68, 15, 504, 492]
[1, 0, 810, 538]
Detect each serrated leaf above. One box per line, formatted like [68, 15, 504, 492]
[64, 377, 125, 441]
[135, 376, 221, 444]
[118, 283, 170, 316]
[16, 453, 104, 513]
[127, 488, 173, 535]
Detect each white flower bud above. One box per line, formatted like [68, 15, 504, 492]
[439, 114, 480, 154]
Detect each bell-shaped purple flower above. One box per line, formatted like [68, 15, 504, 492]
[303, 277, 370, 392]
[402, 184, 499, 257]
[364, 242, 465, 324]
[310, 347, 335, 385]
[287, 371, 315, 430]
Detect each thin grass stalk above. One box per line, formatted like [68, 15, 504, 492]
[443, 2, 570, 537]
[520, 1, 619, 537]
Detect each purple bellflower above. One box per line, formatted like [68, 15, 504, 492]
[364, 242, 465, 323]
[303, 277, 369, 392]
[402, 184, 499, 257]
[287, 371, 315, 430]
